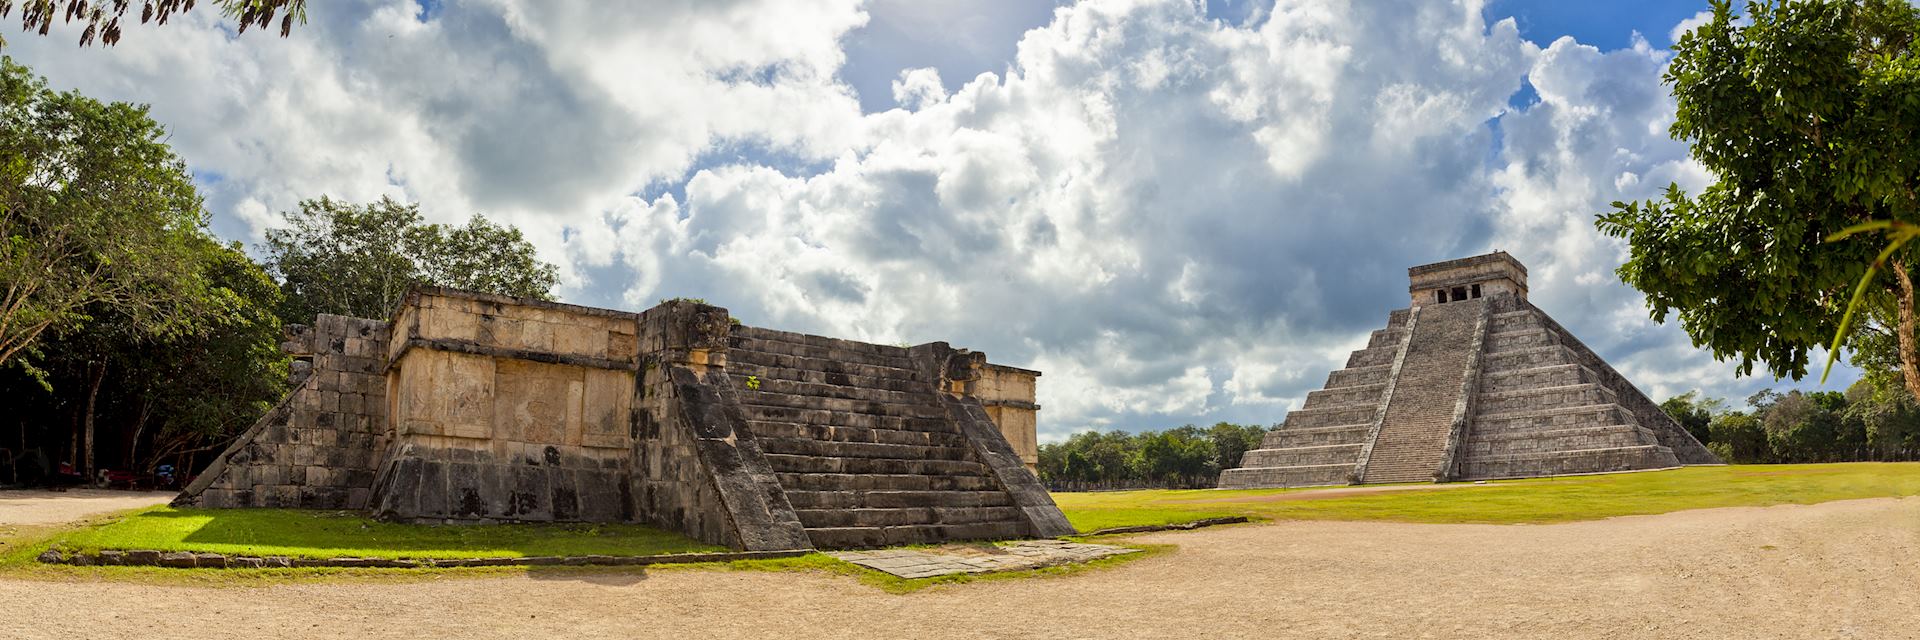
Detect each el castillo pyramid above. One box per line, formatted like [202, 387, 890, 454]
[1220, 252, 1720, 489]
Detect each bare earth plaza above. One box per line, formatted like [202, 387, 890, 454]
[8, 0, 1920, 638]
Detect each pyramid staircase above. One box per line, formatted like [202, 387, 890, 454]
[724, 326, 1042, 548]
[1221, 288, 1714, 489]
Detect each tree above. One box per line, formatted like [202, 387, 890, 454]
[261, 196, 560, 324]
[0, 0, 304, 46]
[0, 56, 213, 373]
[1660, 391, 1724, 447]
[1596, 0, 1920, 398]
[1206, 422, 1270, 472]
[1709, 412, 1772, 463]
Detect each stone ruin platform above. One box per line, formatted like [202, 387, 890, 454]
[174, 287, 1074, 550]
[1220, 252, 1720, 490]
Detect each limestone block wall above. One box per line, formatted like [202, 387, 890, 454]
[368, 289, 639, 523]
[175, 315, 389, 509]
[974, 364, 1041, 471]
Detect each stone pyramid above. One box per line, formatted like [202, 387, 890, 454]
[1219, 253, 1720, 489]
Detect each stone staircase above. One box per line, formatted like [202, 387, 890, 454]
[1357, 298, 1484, 484]
[1217, 311, 1409, 489]
[1455, 301, 1681, 479]
[725, 326, 1033, 548]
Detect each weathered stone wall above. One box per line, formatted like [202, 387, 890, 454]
[1408, 251, 1528, 307]
[369, 289, 638, 523]
[974, 364, 1041, 471]
[174, 315, 389, 509]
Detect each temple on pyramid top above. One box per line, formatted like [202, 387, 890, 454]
[1220, 252, 1720, 489]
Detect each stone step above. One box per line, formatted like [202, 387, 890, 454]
[1473, 403, 1633, 433]
[1484, 328, 1558, 353]
[1366, 328, 1407, 349]
[1479, 363, 1596, 395]
[1284, 405, 1380, 430]
[763, 454, 987, 476]
[739, 409, 951, 433]
[805, 521, 1029, 549]
[1326, 364, 1393, 389]
[1475, 383, 1616, 416]
[783, 490, 1013, 510]
[794, 506, 1025, 529]
[1463, 424, 1653, 457]
[1239, 443, 1364, 468]
[1487, 310, 1542, 333]
[746, 421, 970, 448]
[726, 349, 922, 384]
[1461, 445, 1680, 480]
[757, 437, 970, 462]
[1345, 345, 1399, 368]
[775, 472, 1002, 492]
[727, 333, 912, 369]
[1303, 383, 1387, 410]
[1261, 424, 1372, 448]
[734, 390, 947, 419]
[1217, 463, 1351, 489]
[731, 375, 928, 405]
[1479, 344, 1582, 373]
[734, 326, 908, 360]
[727, 364, 926, 393]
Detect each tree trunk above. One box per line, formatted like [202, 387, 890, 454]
[82, 360, 105, 479]
[127, 398, 153, 473]
[1887, 260, 1920, 403]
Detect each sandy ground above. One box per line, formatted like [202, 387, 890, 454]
[5, 495, 1920, 639]
[0, 489, 174, 525]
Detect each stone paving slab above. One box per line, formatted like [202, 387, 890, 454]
[829, 540, 1139, 579]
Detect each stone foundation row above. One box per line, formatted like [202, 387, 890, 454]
[36, 548, 809, 569]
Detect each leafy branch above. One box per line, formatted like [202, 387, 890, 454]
[1822, 219, 1920, 383]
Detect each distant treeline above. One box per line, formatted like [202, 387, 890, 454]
[1662, 380, 1920, 465]
[1036, 423, 1270, 491]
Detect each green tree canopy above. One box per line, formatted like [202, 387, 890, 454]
[0, 0, 304, 46]
[0, 56, 215, 371]
[1596, 0, 1920, 396]
[261, 196, 561, 324]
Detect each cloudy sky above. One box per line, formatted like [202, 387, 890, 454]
[4, 0, 1856, 441]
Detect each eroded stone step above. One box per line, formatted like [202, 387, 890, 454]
[746, 421, 969, 448]
[1261, 424, 1371, 448]
[727, 364, 926, 393]
[1461, 445, 1679, 480]
[1479, 344, 1582, 373]
[1479, 363, 1596, 395]
[734, 391, 947, 419]
[1326, 364, 1393, 389]
[775, 472, 1002, 492]
[806, 521, 1029, 549]
[728, 334, 912, 369]
[757, 437, 970, 462]
[1284, 405, 1380, 429]
[1303, 383, 1387, 410]
[764, 454, 986, 476]
[1484, 328, 1558, 353]
[784, 489, 1013, 510]
[1475, 383, 1616, 416]
[794, 506, 1024, 529]
[726, 349, 921, 383]
[1488, 310, 1543, 333]
[1464, 424, 1653, 457]
[1345, 345, 1399, 368]
[739, 409, 951, 433]
[731, 376, 929, 405]
[1217, 463, 1351, 489]
[1239, 443, 1363, 468]
[1473, 403, 1632, 433]
[1367, 328, 1407, 349]
[734, 326, 908, 359]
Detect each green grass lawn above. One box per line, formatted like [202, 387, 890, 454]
[41, 507, 723, 560]
[1053, 462, 1920, 532]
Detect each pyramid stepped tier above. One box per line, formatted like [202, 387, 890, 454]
[1216, 252, 1720, 490]
[1451, 301, 1685, 480]
[725, 326, 1043, 548]
[1218, 311, 1410, 489]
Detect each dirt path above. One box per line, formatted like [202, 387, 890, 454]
[6, 496, 1919, 639]
[0, 489, 174, 525]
